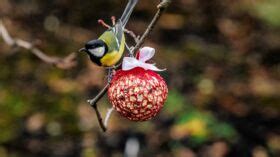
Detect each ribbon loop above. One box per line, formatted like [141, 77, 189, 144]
[122, 47, 165, 71]
[138, 47, 155, 62]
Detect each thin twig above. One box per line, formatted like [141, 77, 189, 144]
[0, 20, 77, 69]
[87, 0, 171, 132]
[0, 20, 14, 45]
[92, 103, 107, 132]
[131, 0, 171, 54]
[87, 83, 109, 132]
[97, 18, 139, 43]
[104, 107, 114, 127]
[87, 83, 109, 105]
[124, 28, 140, 43]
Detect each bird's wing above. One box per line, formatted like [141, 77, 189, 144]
[99, 22, 124, 52]
[113, 21, 124, 47]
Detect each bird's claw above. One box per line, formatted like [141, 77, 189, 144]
[107, 67, 116, 83]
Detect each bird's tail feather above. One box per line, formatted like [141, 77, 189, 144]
[120, 0, 138, 27]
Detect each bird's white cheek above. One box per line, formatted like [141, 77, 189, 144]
[89, 47, 105, 57]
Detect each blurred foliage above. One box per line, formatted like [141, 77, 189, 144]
[0, 0, 279, 157]
[254, 0, 280, 27]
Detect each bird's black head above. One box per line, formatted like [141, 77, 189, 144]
[79, 39, 108, 66]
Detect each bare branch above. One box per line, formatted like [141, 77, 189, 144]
[0, 20, 14, 45]
[124, 28, 140, 43]
[92, 103, 107, 132]
[131, 0, 171, 54]
[0, 20, 77, 69]
[88, 83, 109, 106]
[87, 83, 109, 132]
[104, 107, 114, 127]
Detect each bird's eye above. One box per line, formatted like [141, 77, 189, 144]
[88, 47, 105, 57]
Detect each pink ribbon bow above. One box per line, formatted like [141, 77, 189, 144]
[122, 47, 165, 71]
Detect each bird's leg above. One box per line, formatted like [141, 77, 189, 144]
[107, 66, 116, 83]
[107, 68, 112, 83]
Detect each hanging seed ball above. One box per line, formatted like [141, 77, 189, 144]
[108, 67, 168, 121]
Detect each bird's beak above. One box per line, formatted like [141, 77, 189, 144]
[79, 48, 86, 52]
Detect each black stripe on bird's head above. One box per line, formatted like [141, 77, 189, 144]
[79, 39, 108, 66]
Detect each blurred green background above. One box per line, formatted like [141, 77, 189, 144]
[0, 0, 279, 157]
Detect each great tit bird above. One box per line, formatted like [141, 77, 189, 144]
[79, 0, 138, 67]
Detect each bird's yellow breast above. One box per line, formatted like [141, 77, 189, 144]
[100, 34, 125, 67]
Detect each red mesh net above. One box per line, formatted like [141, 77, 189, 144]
[108, 67, 168, 121]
